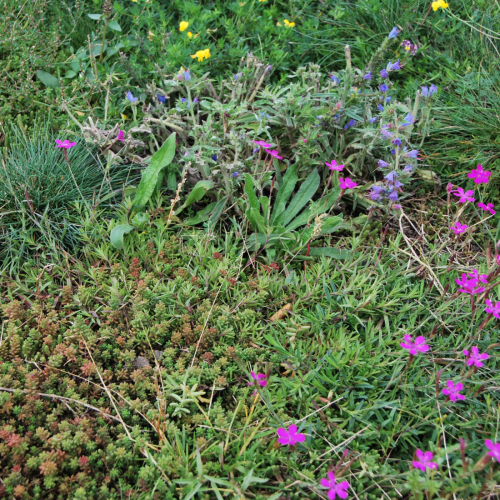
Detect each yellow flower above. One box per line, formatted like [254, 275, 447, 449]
[259, 0, 266, 2]
[283, 19, 295, 28]
[148, 30, 155, 41]
[432, 0, 448, 11]
[121, 114, 128, 120]
[179, 21, 189, 32]
[187, 31, 193, 38]
[190, 48, 211, 61]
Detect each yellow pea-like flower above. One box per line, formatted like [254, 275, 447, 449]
[179, 21, 189, 32]
[432, 0, 449, 11]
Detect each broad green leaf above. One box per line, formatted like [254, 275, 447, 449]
[259, 196, 270, 221]
[244, 174, 260, 212]
[131, 212, 148, 230]
[36, 71, 60, 89]
[271, 163, 297, 225]
[285, 187, 340, 231]
[320, 215, 343, 234]
[245, 207, 267, 233]
[90, 43, 106, 57]
[183, 202, 216, 225]
[88, 13, 102, 20]
[307, 247, 348, 259]
[282, 169, 320, 226]
[110, 224, 135, 249]
[176, 180, 214, 213]
[64, 70, 77, 79]
[134, 132, 176, 207]
[208, 196, 229, 225]
[108, 20, 122, 31]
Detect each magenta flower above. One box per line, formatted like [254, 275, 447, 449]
[339, 177, 357, 190]
[478, 202, 496, 215]
[450, 221, 468, 234]
[254, 140, 272, 148]
[485, 299, 500, 318]
[453, 187, 475, 203]
[265, 149, 283, 160]
[248, 372, 267, 387]
[463, 347, 489, 367]
[455, 273, 485, 295]
[326, 160, 344, 171]
[320, 471, 350, 500]
[400, 335, 429, 355]
[276, 424, 305, 446]
[468, 269, 488, 284]
[485, 439, 500, 462]
[116, 130, 125, 142]
[55, 139, 77, 149]
[468, 164, 491, 184]
[412, 450, 438, 471]
[442, 380, 465, 402]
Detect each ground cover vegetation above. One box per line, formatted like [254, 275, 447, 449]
[0, 0, 499, 499]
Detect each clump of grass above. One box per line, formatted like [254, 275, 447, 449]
[0, 122, 133, 272]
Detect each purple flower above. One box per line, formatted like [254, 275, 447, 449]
[400, 334, 429, 355]
[401, 114, 414, 127]
[369, 186, 385, 201]
[392, 138, 402, 146]
[158, 94, 167, 104]
[392, 180, 403, 188]
[378, 159, 389, 169]
[326, 160, 344, 171]
[485, 299, 500, 318]
[442, 380, 465, 402]
[265, 149, 283, 159]
[277, 424, 305, 446]
[450, 221, 468, 234]
[344, 119, 356, 130]
[211, 154, 218, 161]
[455, 273, 484, 294]
[412, 450, 438, 471]
[405, 150, 419, 159]
[380, 69, 388, 78]
[429, 84, 438, 95]
[254, 140, 272, 148]
[385, 171, 399, 182]
[388, 190, 399, 201]
[401, 40, 418, 55]
[248, 371, 267, 387]
[468, 164, 491, 184]
[184, 69, 191, 81]
[463, 347, 489, 368]
[468, 269, 488, 283]
[389, 60, 401, 71]
[363, 72, 372, 80]
[485, 440, 500, 462]
[453, 187, 475, 203]
[388, 27, 399, 39]
[116, 130, 125, 142]
[232, 171, 239, 178]
[390, 148, 396, 155]
[378, 104, 384, 112]
[381, 128, 393, 140]
[55, 139, 76, 149]
[379, 83, 389, 93]
[320, 471, 350, 500]
[421, 86, 430, 97]
[404, 164, 413, 172]
[330, 75, 340, 84]
[126, 91, 138, 103]
[368, 117, 378, 123]
[385, 96, 392, 103]
[339, 177, 357, 190]
[234, 72, 243, 80]
[478, 202, 496, 215]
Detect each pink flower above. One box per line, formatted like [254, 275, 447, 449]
[55, 139, 77, 149]
[450, 221, 468, 234]
[455, 273, 485, 295]
[254, 140, 272, 148]
[446, 182, 454, 194]
[485, 439, 500, 462]
[339, 177, 357, 190]
[412, 449, 438, 471]
[468, 164, 491, 184]
[468, 269, 488, 283]
[463, 347, 489, 367]
[320, 471, 350, 500]
[485, 299, 500, 319]
[400, 335, 429, 355]
[276, 424, 305, 446]
[478, 202, 496, 215]
[116, 130, 125, 142]
[248, 372, 267, 387]
[265, 149, 283, 160]
[453, 187, 475, 203]
[442, 380, 465, 402]
[325, 160, 344, 171]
